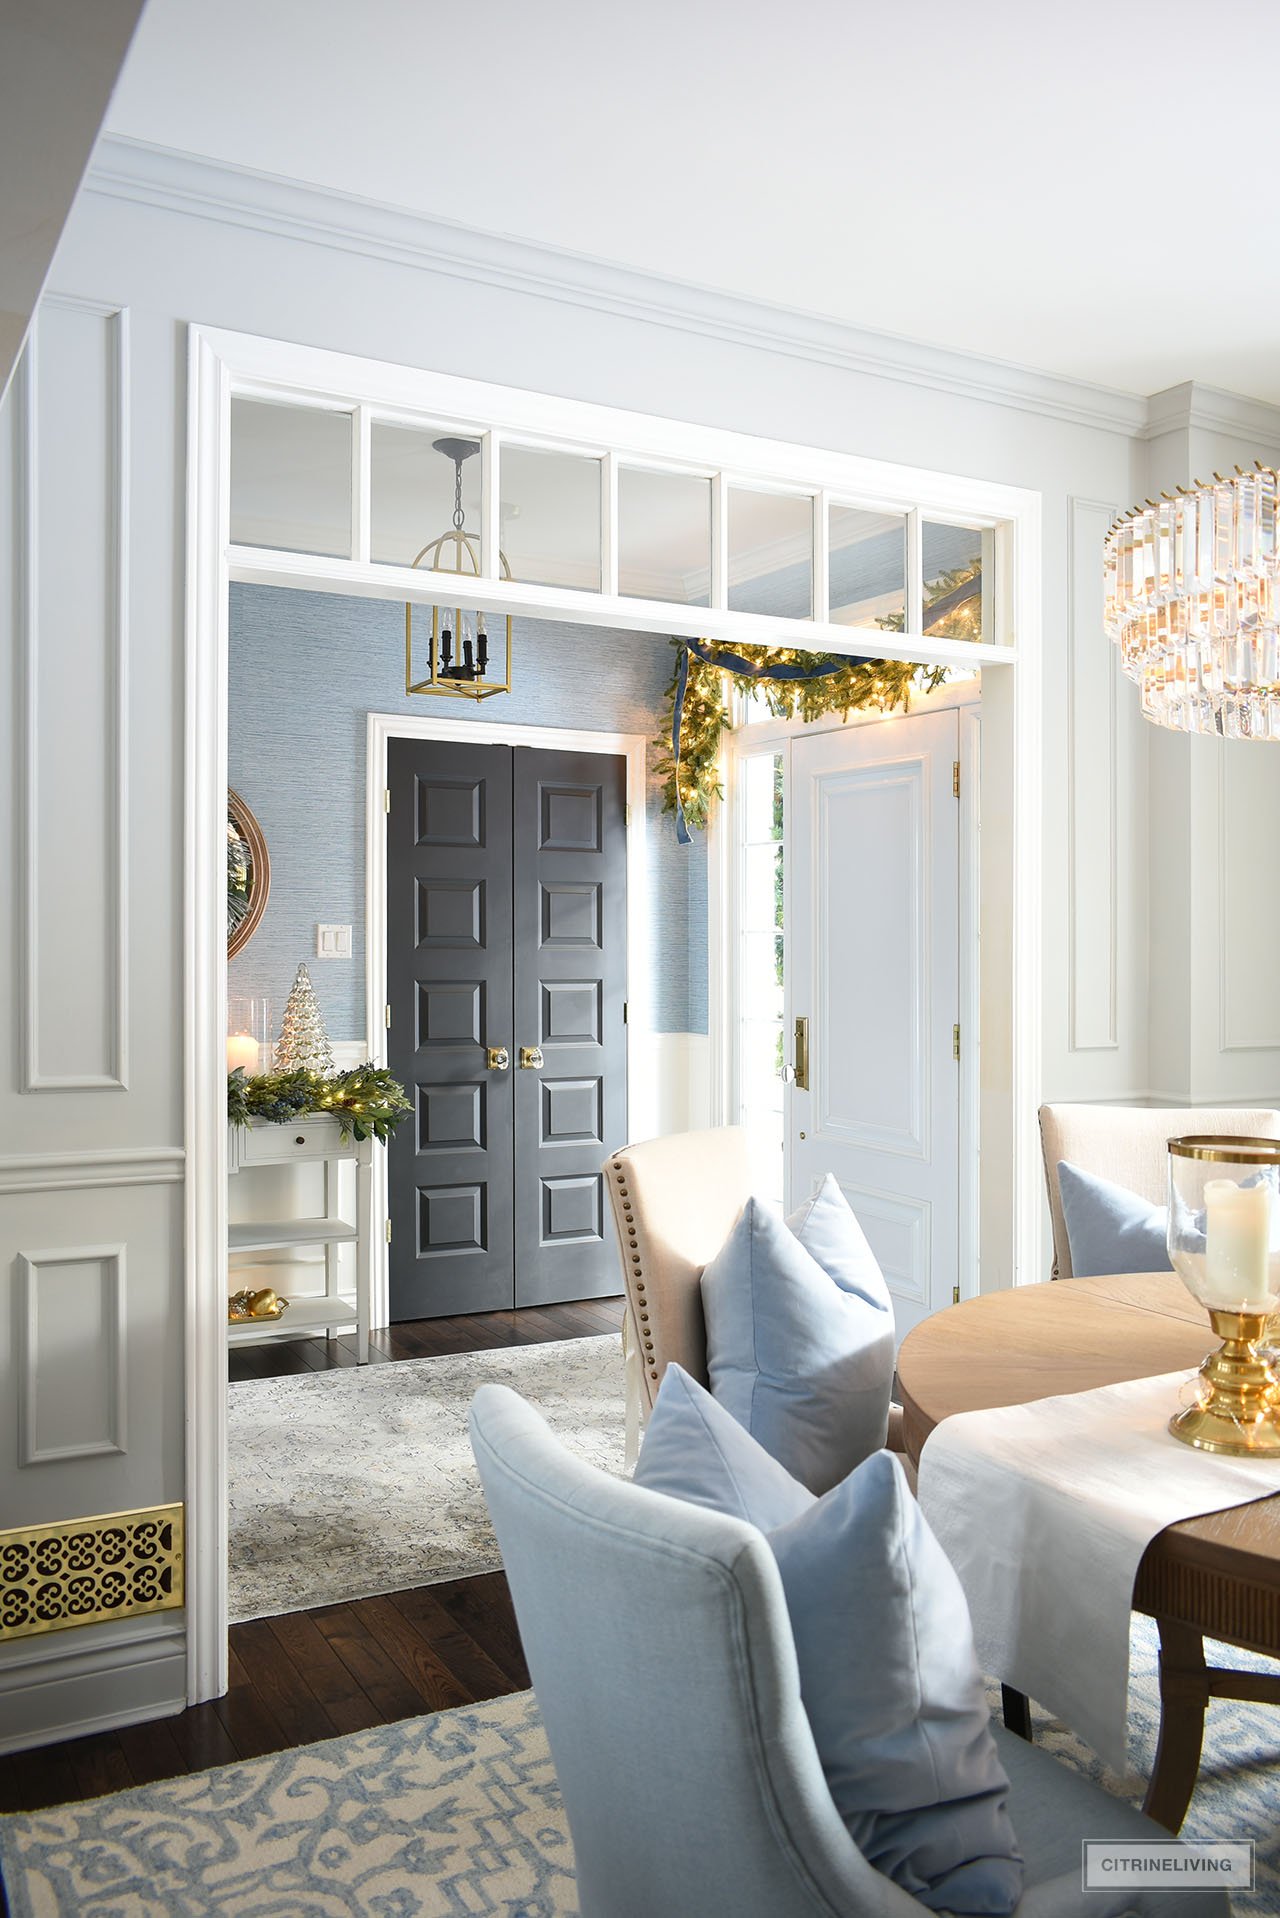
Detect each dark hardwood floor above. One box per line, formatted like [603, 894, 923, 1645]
[228, 1292, 624, 1381]
[0, 1296, 623, 1817]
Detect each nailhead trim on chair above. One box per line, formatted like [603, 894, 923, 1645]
[612, 1159, 659, 1381]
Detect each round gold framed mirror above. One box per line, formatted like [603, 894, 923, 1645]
[227, 789, 270, 959]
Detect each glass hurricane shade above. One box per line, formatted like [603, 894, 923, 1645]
[1104, 466, 1280, 739]
[226, 996, 273, 1075]
[1166, 1136, 1280, 1315]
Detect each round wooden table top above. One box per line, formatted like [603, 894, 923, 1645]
[896, 1271, 1280, 1628]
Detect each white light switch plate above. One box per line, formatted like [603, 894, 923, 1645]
[316, 924, 353, 958]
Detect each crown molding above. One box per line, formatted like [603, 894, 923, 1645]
[1142, 381, 1280, 453]
[85, 136, 1156, 439]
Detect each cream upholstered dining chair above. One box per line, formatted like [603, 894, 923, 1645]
[1039, 1102, 1280, 1280]
[604, 1125, 908, 1464]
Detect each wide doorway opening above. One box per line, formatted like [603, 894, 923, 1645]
[189, 323, 1041, 1704]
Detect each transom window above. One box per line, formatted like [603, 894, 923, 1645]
[227, 391, 1006, 655]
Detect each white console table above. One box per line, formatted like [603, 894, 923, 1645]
[227, 1115, 372, 1363]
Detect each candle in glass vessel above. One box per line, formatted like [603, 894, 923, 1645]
[226, 1032, 259, 1074]
[1203, 1177, 1271, 1308]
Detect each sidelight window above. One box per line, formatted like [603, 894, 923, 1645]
[733, 750, 785, 1206]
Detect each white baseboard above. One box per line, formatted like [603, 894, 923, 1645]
[0, 1614, 187, 1755]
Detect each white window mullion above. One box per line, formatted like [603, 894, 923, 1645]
[602, 450, 619, 597]
[813, 491, 830, 626]
[906, 507, 924, 637]
[481, 430, 500, 579]
[710, 473, 729, 611]
[351, 405, 371, 564]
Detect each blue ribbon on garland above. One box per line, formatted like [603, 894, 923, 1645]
[671, 637, 875, 843]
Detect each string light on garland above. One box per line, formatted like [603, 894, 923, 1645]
[658, 639, 946, 839]
[227, 1064, 411, 1144]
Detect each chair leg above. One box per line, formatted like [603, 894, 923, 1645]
[1001, 1684, 1033, 1741]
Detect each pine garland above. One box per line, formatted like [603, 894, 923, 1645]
[657, 641, 948, 833]
[227, 1064, 411, 1143]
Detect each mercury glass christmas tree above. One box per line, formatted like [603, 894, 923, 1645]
[274, 963, 335, 1075]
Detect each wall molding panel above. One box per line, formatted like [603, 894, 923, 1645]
[1066, 496, 1121, 1052]
[17, 1244, 128, 1466]
[21, 294, 130, 1092]
[0, 1147, 184, 1196]
[1217, 748, 1280, 1056]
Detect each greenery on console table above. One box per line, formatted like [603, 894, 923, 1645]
[227, 1064, 411, 1143]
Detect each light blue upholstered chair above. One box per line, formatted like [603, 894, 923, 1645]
[470, 1383, 1230, 1918]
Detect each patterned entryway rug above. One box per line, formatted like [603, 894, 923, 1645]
[228, 1335, 625, 1622]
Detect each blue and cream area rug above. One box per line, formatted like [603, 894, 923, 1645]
[986, 1622, 1280, 1917]
[0, 1689, 568, 1918]
[3, 1627, 1279, 1916]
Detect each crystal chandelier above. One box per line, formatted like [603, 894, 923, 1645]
[405, 437, 512, 700]
[1103, 464, 1280, 738]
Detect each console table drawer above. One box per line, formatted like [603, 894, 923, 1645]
[230, 1117, 353, 1171]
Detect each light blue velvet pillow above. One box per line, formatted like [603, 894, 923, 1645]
[632, 1360, 815, 1531]
[635, 1367, 1023, 1917]
[1057, 1160, 1172, 1278]
[700, 1176, 894, 1493]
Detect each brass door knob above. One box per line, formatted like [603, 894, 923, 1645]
[486, 1046, 510, 1071]
[519, 1045, 545, 1070]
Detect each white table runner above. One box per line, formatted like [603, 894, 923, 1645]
[917, 1370, 1280, 1770]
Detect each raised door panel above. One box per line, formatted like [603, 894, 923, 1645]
[512, 749, 627, 1306]
[387, 739, 514, 1317]
[789, 708, 959, 1340]
[816, 763, 926, 1158]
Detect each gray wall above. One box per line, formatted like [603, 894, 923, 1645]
[228, 583, 708, 1042]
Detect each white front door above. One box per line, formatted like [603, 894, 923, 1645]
[788, 708, 960, 1337]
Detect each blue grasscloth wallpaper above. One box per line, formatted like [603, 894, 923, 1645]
[228, 585, 707, 1040]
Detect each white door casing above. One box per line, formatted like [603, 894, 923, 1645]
[788, 708, 960, 1336]
[186, 324, 1042, 1707]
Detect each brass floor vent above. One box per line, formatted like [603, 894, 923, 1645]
[0, 1504, 184, 1642]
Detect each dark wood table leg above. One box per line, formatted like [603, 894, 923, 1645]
[1001, 1684, 1033, 1741]
[1144, 1617, 1208, 1833]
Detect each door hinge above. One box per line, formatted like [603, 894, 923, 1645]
[952, 1282, 961, 1305]
[623, 1000, 629, 1024]
[385, 1004, 392, 1029]
[625, 802, 632, 826]
[952, 1022, 961, 1061]
[385, 1217, 393, 1244]
[952, 760, 961, 798]
[384, 786, 391, 813]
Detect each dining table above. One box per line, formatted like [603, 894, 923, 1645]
[895, 1269, 1280, 1830]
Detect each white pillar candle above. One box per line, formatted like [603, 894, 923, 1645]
[226, 1032, 259, 1075]
[1203, 1177, 1272, 1308]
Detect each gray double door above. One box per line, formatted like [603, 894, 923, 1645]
[387, 736, 627, 1320]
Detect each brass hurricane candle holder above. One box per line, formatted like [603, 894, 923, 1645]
[1167, 1137, 1280, 1457]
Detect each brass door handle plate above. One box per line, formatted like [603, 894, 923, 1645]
[486, 1046, 510, 1071]
[794, 1016, 810, 1092]
[519, 1046, 545, 1070]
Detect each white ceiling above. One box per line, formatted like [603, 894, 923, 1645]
[105, 0, 1280, 403]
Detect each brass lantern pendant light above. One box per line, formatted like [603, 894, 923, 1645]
[405, 437, 512, 700]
